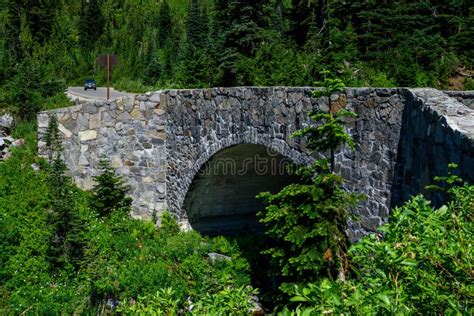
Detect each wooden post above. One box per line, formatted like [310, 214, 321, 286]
[106, 54, 110, 101]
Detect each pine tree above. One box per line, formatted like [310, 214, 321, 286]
[258, 74, 363, 286]
[157, 0, 172, 46]
[213, 0, 266, 86]
[26, 0, 56, 44]
[4, 1, 23, 61]
[44, 115, 84, 271]
[90, 158, 132, 218]
[144, 43, 162, 86]
[7, 60, 43, 121]
[186, 0, 202, 48]
[288, 0, 319, 46]
[78, 0, 104, 48]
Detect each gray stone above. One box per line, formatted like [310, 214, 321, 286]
[58, 123, 73, 138]
[37, 114, 49, 128]
[83, 103, 98, 114]
[117, 111, 131, 122]
[31, 163, 40, 172]
[0, 113, 14, 129]
[79, 130, 97, 141]
[207, 253, 231, 262]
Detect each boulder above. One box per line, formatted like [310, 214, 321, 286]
[207, 252, 232, 262]
[0, 113, 14, 129]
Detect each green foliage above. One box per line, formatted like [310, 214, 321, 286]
[43, 115, 85, 271]
[293, 74, 354, 171]
[1, 0, 472, 96]
[0, 126, 253, 313]
[90, 158, 132, 218]
[78, 0, 104, 48]
[283, 183, 474, 315]
[192, 285, 258, 315]
[465, 78, 474, 90]
[426, 162, 464, 193]
[117, 287, 181, 315]
[259, 75, 363, 289]
[258, 161, 361, 282]
[117, 285, 258, 315]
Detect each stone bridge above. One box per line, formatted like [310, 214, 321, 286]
[38, 87, 474, 239]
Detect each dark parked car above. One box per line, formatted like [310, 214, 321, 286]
[84, 79, 97, 91]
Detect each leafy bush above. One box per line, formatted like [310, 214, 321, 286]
[283, 183, 474, 315]
[192, 285, 258, 315]
[117, 285, 258, 315]
[0, 126, 253, 314]
[464, 78, 474, 90]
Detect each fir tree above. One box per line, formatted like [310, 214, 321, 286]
[258, 74, 363, 287]
[157, 0, 172, 46]
[186, 0, 202, 48]
[144, 41, 161, 86]
[78, 0, 104, 48]
[44, 115, 84, 271]
[26, 0, 56, 44]
[90, 158, 132, 218]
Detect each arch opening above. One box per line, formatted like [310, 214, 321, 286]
[183, 144, 300, 236]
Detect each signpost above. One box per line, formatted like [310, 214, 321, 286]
[97, 54, 118, 100]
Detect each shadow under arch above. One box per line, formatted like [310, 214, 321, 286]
[182, 144, 300, 236]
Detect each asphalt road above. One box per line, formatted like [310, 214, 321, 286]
[67, 87, 135, 101]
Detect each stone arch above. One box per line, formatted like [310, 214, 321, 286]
[166, 132, 314, 229]
[181, 141, 306, 235]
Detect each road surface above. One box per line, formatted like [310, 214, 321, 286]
[67, 87, 135, 102]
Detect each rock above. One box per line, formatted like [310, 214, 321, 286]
[2, 151, 12, 160]
[251, 296, 265, 316]
[178, 219, 192, 232]
[143, 176, 153, 183]
[79, 130, 97, 141]
[154, 109, 165, 116]
[130, 107, 142, 119]
[111, 155, 122, 168]
[207, 253, 231, 262]
[58, 123, 72, 138]
[78, 153, 89, 166]
[31, 163, 40, 172]
[82, 103, 98, 114]
[12, 139, 25, 147]
[0, 113, 14, 129]
[89, 113, 101, 129]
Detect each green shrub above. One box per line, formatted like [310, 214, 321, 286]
[192, 285, 258, 315]
[464, 78, 474, 90]
[0, 125, 253, 314]
[283, 183, 474, 315]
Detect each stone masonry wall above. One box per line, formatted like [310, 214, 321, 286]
[38, 94, 169, 219]
[392, 89, 474, 207]
[38, 87, 474, 239]
[164, 87, 405, 238]
[444, 91, 474, 109]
